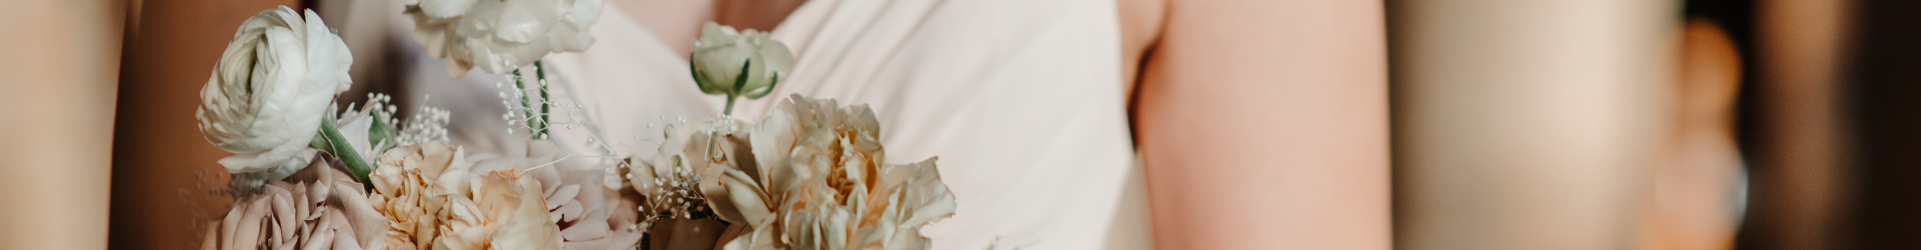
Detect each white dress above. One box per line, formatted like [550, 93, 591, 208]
[413, 0, 1137, 248]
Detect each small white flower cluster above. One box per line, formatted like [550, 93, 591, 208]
[397, 103, 450, 147]
[360, 93, 399, 126]
[628, 156, 711, 224]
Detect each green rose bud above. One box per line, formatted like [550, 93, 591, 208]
[691, 22, 795, 115]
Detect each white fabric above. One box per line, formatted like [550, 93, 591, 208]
[414, 0, 1136, 248]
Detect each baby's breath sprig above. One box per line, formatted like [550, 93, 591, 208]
[630, 157, 716, 225]
[397, 96, 450, 147]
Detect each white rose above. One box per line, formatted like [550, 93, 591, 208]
[197, 6, 353, 176]
[405, 0, 604, 77]
[201, 156, 387, 250]
[691, 22, 794, 101]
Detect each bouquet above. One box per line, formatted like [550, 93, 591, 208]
[191, 4, 954, 250]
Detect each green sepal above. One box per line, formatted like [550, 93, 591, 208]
[310, 130, 333, 151]
[732, 60, 752, 96]
[368, 112, 398, 152]
[745, 73, 778, 99]
[691, 59, 723, 95]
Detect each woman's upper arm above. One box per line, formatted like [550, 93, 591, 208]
[1129, 0, 1390, 249]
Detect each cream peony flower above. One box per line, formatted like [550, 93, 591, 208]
[471, 140, 643, 250]
[439, 169, 564, 250]
[367, 141, 564, 250]
[367, 141, 471, 250]
[198, 6, 354, 176]
[635, 95, 955, 250]
[201, 154, 387, 250]
[404, 0, 604, 77]
[690, 22, 794, 112]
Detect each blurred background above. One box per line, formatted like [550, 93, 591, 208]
[4, 0, 1921, 249]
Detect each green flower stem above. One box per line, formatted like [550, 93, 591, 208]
[317, 121, 373, 186]
[723, 94, 737, 116]
[536, 61, 550, 138]
[514, 63, 549, 139]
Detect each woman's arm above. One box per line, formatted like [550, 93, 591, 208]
[1127, 0, 1390, 249]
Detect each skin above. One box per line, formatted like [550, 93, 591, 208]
[610, 0, 805, 59]
[613, 0, 1393, 248]
[1124, 0, 1391, 249]
[3, 0, 121, 249]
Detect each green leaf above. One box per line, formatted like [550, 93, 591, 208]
[317, 120, 375, 188]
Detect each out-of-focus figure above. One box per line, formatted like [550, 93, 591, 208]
[1390, 0, 1677, 249]
[1643, 17, 1747, 250]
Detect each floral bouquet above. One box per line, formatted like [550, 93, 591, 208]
[192, 4, 954, 250]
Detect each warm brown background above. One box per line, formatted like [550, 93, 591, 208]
[109, 0, 301, 249]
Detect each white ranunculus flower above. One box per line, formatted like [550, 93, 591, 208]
[405, 0, 604, 77]
[197, 6, 353, 176]
[690, 22, 794, 100]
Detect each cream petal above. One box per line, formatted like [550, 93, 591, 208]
[546, 184, 580, 210]
[544, 20, 595, 52]
[303, 228, 332, 250]
[417, 0, 477, 18]
[220, 200, 245, 250]
[234, 197, 270, 249]
[331, 182, 386, 248]
[492, 0, 563, 43]
[558, 218, 610, 241]
[487, 170, 564, 250]
[269, 193, 297, 242]
[557, 200, 584, 221]
[300, 9, 352, 94]
[565, 0, 603, 26]
[755, 35, 796, 73]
